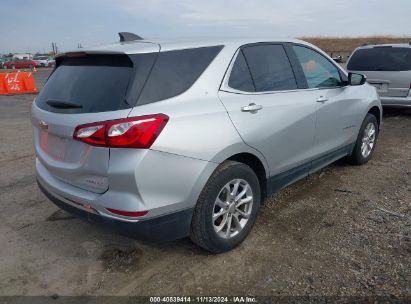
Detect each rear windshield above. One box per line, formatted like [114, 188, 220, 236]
[36, 54, 138, 114]
[36, 46, 223, 113]
[348, 47, 411, 71]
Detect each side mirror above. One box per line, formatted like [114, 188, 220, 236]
[348, 72, 366, 86]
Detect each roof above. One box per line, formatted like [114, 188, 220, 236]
[63, 37, 308, 55]
[357, 43, 411, 49]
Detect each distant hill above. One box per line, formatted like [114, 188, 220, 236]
[302, 36, 411, 52]
[301, 36, 411, 62]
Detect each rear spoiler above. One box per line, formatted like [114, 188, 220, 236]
[56, 31, 144, 59]
[55, 50, 124, 60]
[54, 50, 128, 68]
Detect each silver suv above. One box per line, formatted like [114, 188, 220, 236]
[347, 43, 411, 107]
[32, 34, 382, 252]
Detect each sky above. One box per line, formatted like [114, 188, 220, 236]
[1, 0, 410, 54]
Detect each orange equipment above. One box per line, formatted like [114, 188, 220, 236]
[0, 71, 38, 95]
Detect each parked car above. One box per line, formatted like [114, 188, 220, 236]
[47, 58, 56, 67]
[0, 58, 9, 69]
[3, 58, 39, 69]
[12, 53, 32, 60]
[347, 44, 411, 107]
[32, 35, 382, 252]
[33, 56, 55, 67]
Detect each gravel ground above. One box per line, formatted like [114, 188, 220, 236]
[0, 69, 410, 299]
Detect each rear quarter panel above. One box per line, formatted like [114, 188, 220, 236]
[128, 43, 268, 170]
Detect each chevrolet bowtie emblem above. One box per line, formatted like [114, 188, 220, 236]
[39, 120, 48, 130]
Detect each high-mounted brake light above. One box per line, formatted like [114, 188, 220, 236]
[73, 114, 169, 148]
[66, 52, 87, 58]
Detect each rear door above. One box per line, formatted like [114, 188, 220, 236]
[31, 47, 159, 193]
[347, 46, 411, 97]
[218, 43, 317, 186]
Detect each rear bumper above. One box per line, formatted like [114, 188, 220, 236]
[380, 95, 411, 107]
[35, 148, 217, 220]
[38, 179, 194, 241]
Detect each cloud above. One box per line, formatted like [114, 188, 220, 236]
[117, 0, 411, 37]
[0, 0, 410, 53]
[120, 0, 324, 24]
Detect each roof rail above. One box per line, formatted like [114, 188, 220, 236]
[118, 32, 143, 42]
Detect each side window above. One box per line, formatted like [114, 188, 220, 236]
[241, 44, 297, 92]
[138, 46, 223, 105]
[228, 51, 255, 92]
[293, 45, 343, 88]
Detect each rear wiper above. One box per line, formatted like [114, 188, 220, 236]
[46, 100, 83, 109]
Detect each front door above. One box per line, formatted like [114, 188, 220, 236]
[290, 44, 360, 171]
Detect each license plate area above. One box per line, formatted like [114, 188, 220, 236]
[40, 131, 66, 161]
[369, 82, 388, 93]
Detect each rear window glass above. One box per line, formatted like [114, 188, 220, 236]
[241, 44, 297, 92]
[228, 51, 255, 92]
[36, 54, 135, 114]
[348, 47, 411, 71]
[36, 47, 222, 112]
[138, 46, 223, 105]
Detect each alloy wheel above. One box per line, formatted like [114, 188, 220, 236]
[361, 122, 376, 158]
[213, 179, 253, 239]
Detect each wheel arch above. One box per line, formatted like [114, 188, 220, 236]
[226, 152, 268, 200]
[367, 105, 381, 129]
[208, 142, 270, 200]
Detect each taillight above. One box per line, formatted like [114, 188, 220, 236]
[73, 114, 169, 148]
[106, 208, 148, 217]
[74, 124, 106, 146]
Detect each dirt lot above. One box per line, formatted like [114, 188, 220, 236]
[0, 69, 410, 298]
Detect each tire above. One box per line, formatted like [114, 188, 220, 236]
[11, 65, 15, 69]
[348, 113, 379, 165]
[28, 64, 33, 69]
[190, 161, 261, 253]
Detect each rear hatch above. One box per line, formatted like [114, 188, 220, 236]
[347, 46, 411, 97]
[32, 44, 159, 193]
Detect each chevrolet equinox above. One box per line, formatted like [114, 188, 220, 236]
[32, 33, 382, 252]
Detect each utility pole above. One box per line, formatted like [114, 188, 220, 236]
[51, 42, 59, 55]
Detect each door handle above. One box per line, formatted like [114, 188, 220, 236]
[316, 96, 328, 103]
[241, 103, 263, 113]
